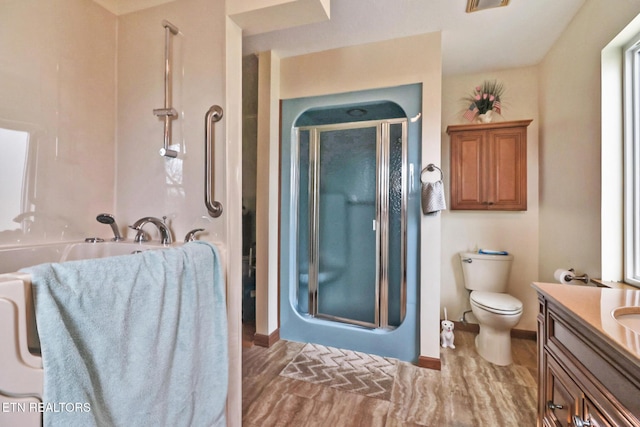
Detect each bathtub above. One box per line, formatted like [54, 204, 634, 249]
[0, 241, 170, 427]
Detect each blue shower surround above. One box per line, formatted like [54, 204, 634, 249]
[280, 84, 422, 362]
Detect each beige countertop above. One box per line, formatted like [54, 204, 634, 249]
[533, 282, 640, 363]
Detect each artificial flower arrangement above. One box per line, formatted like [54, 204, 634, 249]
[463, 80, 504, 122]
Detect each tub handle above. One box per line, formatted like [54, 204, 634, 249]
[184, 228, 204, 242]
[205, 105, 224, 217]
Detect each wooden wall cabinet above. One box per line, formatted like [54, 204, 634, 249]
[536, 291, 640, 427]
[447, 120, 532, 211]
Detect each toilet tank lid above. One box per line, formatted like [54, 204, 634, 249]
[460, 251, 514, 261]
[471, 291, 523, 312]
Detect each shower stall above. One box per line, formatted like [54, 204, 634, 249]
[280, 84, 421, 362]
[296, 116, 407, 329]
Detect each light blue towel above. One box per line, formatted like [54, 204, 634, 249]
[22, 241, 227, 427]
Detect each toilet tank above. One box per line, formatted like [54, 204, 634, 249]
[459, 252, 513, 292]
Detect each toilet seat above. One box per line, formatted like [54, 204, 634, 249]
[470, 291, 523, 315]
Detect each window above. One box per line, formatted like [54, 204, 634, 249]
[0, 127, 29, 230]
[624, 34, 640, 286]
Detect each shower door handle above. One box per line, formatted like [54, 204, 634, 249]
[205, 105, 224, 217]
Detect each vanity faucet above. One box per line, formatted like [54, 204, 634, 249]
[130, 216, 173, 245]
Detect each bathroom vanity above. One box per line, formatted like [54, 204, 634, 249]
[534, 282, 640, 426]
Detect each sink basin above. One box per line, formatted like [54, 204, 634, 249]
[612, 306, 640, 334]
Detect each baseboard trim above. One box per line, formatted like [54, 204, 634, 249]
[511, 328, 537, 340]
[417, 355, 441, 371]
[453, 320, 479, 333]
[452, 320, 537, 341]
[254, 328, 280, 348]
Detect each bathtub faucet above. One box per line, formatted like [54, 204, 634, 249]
[130, 216, 173, 245]
[184, 228, 204, 242]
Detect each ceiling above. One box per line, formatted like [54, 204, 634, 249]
[242, 0, 587, 76]
[92, 0, 176, 15]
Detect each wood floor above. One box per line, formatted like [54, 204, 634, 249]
[242, 326, 538, 426]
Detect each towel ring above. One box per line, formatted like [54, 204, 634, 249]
[421, 163, 443, 183]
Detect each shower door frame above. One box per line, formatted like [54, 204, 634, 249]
[294, 118, 408, 330]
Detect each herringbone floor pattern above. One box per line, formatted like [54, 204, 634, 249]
[280, 343, 397, 400]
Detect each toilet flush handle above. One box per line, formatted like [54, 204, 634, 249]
[462, 258, 473, 263]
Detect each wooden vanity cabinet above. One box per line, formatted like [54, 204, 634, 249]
[537, 292, 640, 427]
[447, 120, 531, 211]
[543, 355, 581, 427]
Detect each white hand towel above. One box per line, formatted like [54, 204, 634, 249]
[422, 180, 447, 215]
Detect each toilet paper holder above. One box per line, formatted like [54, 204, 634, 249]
[561, 268, 590, 284]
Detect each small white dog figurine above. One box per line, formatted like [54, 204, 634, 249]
[441, 307, 456, 349]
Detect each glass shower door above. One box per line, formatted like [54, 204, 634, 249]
[316, 126, 378, 326]
[387, 122, 406, 327]
[297, 118, 407, 329]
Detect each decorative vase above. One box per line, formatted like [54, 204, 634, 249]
[477, 110, 494, 123]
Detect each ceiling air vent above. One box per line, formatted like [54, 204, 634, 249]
[466, 0, 510, 13]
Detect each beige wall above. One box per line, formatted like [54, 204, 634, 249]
[116, 0, 228, 242]
[0, 0, 117, 244]
[280, 34, 439, 99]
[442, 0, 640, 332]
[277, 32, 444, 360]
[255, 50, 281, 339]
[538, 0, 640, 286]
[441, 67, 540, 331]
[227, 0, 329, 35]
[116, 1, 243, 421]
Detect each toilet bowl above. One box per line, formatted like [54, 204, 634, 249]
[459, 252, 523, 366]
[469, 290, 522, 365]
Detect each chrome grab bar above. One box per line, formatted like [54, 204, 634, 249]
[205, 105, 224, 217]
[154, 20, 179, 158]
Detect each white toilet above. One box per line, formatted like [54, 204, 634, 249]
[459, 251, 523, 366]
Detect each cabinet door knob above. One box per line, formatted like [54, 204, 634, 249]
[546, 401, 563, 410]
[572, 415, 592, 427]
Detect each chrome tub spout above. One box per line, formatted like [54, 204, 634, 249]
[130, 216, 173, 245]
